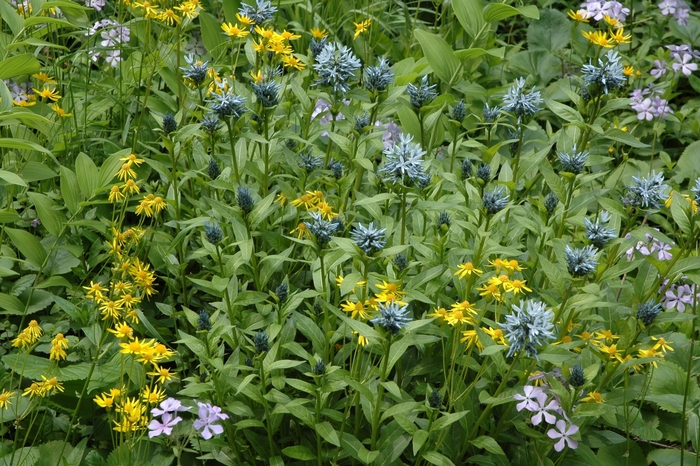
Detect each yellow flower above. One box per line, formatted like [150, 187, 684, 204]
[603, 14, 621, 28]
[454, 262, 483, 279]
[376, 281, 404, 300]
[281, 54, 306, 71]
[147, 365, 176, 384]
[51, 103, 72, 117]
[174, 1, 199, 18]
[353, 18, 371, 39]
[250, 69, 263, 83]
[132, 0, 159, 17]
[158, 8, 181, 25]
[51, 333, 69, 348]
[274, 192, 287, 206]
[267, 41, 293, 55]
[280, 30, 301, 40]
[135, 198, 153, 217]
[120, 336, 149, 355]
[33, 72, 57, 84]
[341, 300, 371, 320]
[477, 283, 502, 302]
[254, 25, 274, 39]
[23, 382, 45, 398]
[460, 329, 484, 350]
[99, 300, 123, 320]
[290, 222, 311, 240]
[83, 280, 108, 301]
[352, 330, 369, 346]
[503, 259, 525, 274]
[108, 185, 124, 203]
[252, 39, 266, 53]
[120, 153, 145, 166]
[36, 86, 61, 101]
[94, 392, 115, 410]
[623, 65, 634, 76]
[291, 192, 321, 210]
[121, 179, 140, 196]
[310, 27, 327, 39]
[598, 343, 623, 362]
[41, 376, 64, 394]
[108, 322, 134, 339]
[487, 258, 507, 273]
[594, 329, 619, 345]
[488, 275, 511, 290]
[141, 385, 166, 404]
[483, 327, 506, 345]
[25, 320, 43, 340]
[151, 196, 167, 214]
[116, 162, 137, 181]
[503, 279, 532, 295]
[651, 336, 673, 353]
[567, 9, 589, 22]
[12, 330, 33, 348]
[50, 344, 67, 361]
[638, 348, 664, 367]
[154, 343, 175, 359]
[221, 22, 249, 38]
[446, 309, 472, 326]
[236, 13, 254, 25]
[583, 30, 615, 48]
[0, 389, 15, 410]
[427, 307, 449, 322]
[450, 300, 476, 317]
[314, 201, 338, 220]
[580, 390, 604, 403]
[610, 27, 631, 44]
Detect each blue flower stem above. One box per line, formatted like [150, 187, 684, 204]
[324, 117, 336, 170]
[225, 118, 241, 186]
[370, 334, 393, 453]
[510, 125, 525, 196]
[555, 175, 577, 240]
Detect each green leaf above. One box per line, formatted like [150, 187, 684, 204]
[414, 29, 461, 84]
[0, 169, 27, 187]
[0, 293, 24, 315]
[315, 421, 340, 447]
[0, 0, 24, 35]
[412, 430, 429, 455]
[423, 451, 456, 466]
[341, 433, 379, 464]
[42, 1, 91, 28]
[483, 4, 538, 23]
[75, 152, 99, 198]
[471, 436, 505, 456]
[545, 97, 583, 124]
[431, 411, 468, 432]
[200, 12, 228, 57]
[527, 9, 570, 51]
[281, 446, 315, 461]
[27, 192, 63, 237]
[647, 449, 697, 466]
[676, 140, 700, 182]
[21, 162, 57, 182]
[0, 138, 52, 156]
[603, 129, 649, 148]
[0, 54, 41, 80]
[633, 261, 658, 301]
[452, 0, 484, 39]
[5, 227, 47, 268]
[0, 79, 12, 112]
[60, 166, 81, 215]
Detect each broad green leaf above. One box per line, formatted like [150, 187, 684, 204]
[527, 9, 570, 51]
[676, 140, 700, 182]
[0, 169, 27, 187]
[281, 446, 315, 461]
[647, 449, 697, 466]
[423, 451, 456, 466]
[545, 97, 583, 124]
[0, 138, 52, 155]
[633, 261, 658, 301]
[75, 152, 99, 197]
[0, 0, 24, 35]
[0, 79, 12, 112]
[431, 411, 468, 432]
[315, 421, 340, 447]
[452, 0, 484, 39]
[0, 54, 41, 80]
[42, 1, 91, 28]
[414, 29, 461, 84]
[21, 162, 57, 182]
[483, 4, 538, 22]
[471, 436, 505, 455]
[412, 430, 429, 455]
[60, 166, 81, 214]
[603, 129, 649, 148]
[28, 192, 63, 237]
[5, 227, 47, 268]
[200, 12, 228, 57]
[341, 433, 379, 464]
[0, 293, 25, 315]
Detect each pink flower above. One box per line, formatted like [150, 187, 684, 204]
[148, 412, 182, 438]
[531, 398, 560, 425]
[193, 402, 228, 440]
[514, 385, 546, 412]
[547, 420, 579, 451]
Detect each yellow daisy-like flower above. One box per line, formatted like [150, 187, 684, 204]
[51, 333, 69, 348]
[23, 382, 45, 398]
[154, 343, 175, 359]
[252, 39, 266, 53]
[99, 300, 123, 320]
[503, 279, 532, 295]
[460, 329, 484, 350]
[108, 185, 124, 203]
[454, 262, 483, 279]
[147, 364, 176, 384]
[94, 392, 115, 410]
[446, 309, 473, 326]
[121, 179, 140, 196]
[623, 65, 634, 76]
[341, 300, 371, 320]
[310, 27, 327, 39]
[314, 201, 338, 220]
[602, 14, 621, 28]
[221, 22, 249, 38]
[141, 385, 166, 404]
[488, 274, 511, 290]
[12, 330, 32, 348]
[610, 27, 631, 45]
[598, 343, 624, 362]
[290, 222, 312, 240]
[174, 1, 199, 19]
[25, 320, 43, 340]
[274, 192, 287, 206]
[120, 153, 145, 167]
[41, 376, 64, 394]
[135, 198, 153, 217]
[116, 163, 137, 181]
[280, 29, 301, 40]
[51, 103, 72, 117]
[376, 281, 404, 300]
[594, 329, 619, 345]
[450, 300, 476, 317]
[236, 13, 254, 25]
[36, 86, 61, 101]
[567, 9, 589, 22]
[158, 8, 181, 25]
[477, 283, 502, 302]
[120, 336, 148, 355]
[487, 258, 507, 273]
[651, 336, 673, 353]
[254, 25, 274, 39]
[0, 389, 15, 410]
[483, 327, 506, 345]
[267, 41, 293, 55]
[132, 0, 159, 17]
[427, 307, 449, 322]
[583, 30, 615, 48]
[353, 18, 371, 40]
[50, 344, 67, 361]
[352, 330, 369, 346]
[83, 280, 108, 301]
[638, 348, 664, 367]
[33, 72, 57, 84]
[108, 322, 134, 339]
[503, 259, 525, 273]
[281, 54, 306, 71]
[151, 196, 167, 214]
[580, 390, 604, 403]
[250, 69, 263, 84]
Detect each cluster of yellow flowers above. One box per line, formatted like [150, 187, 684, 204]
[112, 396, 150, 433]
[568, 10, 632, 49]
[249, 25, 306, 71]
[22, 375, 64, 399]
[129, 0, 202, 26]
[10, 320, 43, 349]
[109, 154, 143, 202]
[287, 191, 339, 238]
[12, 73, 71, 116]
[666, 190, 699, 214]
[455, 258, 530, 302]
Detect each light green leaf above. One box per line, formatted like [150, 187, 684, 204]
[28, 192, 63, 237]
[423, 451, 456, 466]
[0, 0, 24, 35]
[483, 4, 538, 22]
[0, 169, 27, 187]
[315, 421, 340, 447]
[0, 293, 25, 315]
[0, 138, 52, 155]
[0, 54, 41, 80]
[414, 29, 461, 84]
[603, 129, 649, 148]
[452, 0, 484, 39]
[75, 152, 99, 197]
[5, 227, 47, 268]
[60, 166, 81, 215]
[281, 446, 315, 461]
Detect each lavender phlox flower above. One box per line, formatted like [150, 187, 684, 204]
[547, 420, 579, 452]
[580, 0, 629, 22]
[313, 42, 361, 95]
[649, 95, 673, 119]
[85, 0, 106, 11]
[664, 284, 696, 312]
[652, 240, 672, 260]
[501, 300, 555, 360]
[629, 87, 650, 102]
[152, 397, 190, 416]
[148, 412, 183, 438]
[502, 77, 542, 121]
[531, 397, 560, 425]
[193, 402, 229, 440]
[514, 385, 546, 412]
[624, 233, 651, 260]
[672, 53, 698, 76]
[370, 301, 411, 335]
[379, 133, 429, 186]
[650, 59, 667, 79]
[105, 50, 121, 67]
[659, 0, 691, 25]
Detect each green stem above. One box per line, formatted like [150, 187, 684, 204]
[370, 335, 393, 454]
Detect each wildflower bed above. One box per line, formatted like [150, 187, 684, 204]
[1, 0, 700, 464]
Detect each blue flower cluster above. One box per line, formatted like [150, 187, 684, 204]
[581, 49, 626, 96]
[379, 133, 429, 186]
[350, 222, 386, 255]
[371, 301, 411, 335]
[502, 77, 542, 121]
[313, 42, 362, 95]
[500, 300, 555, 359]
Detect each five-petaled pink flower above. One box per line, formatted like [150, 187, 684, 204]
[547, 420, 579, 451]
